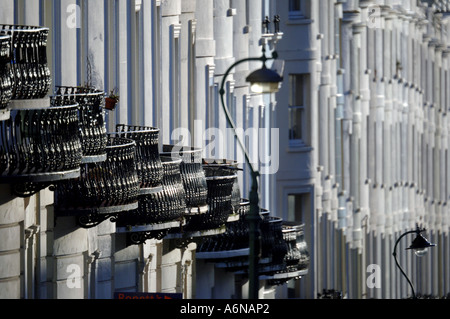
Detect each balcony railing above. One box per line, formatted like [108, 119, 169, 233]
[0, 25, 51, 100]
[55, 134, 140, 228]
[262, 222, 310, 286]
[114, 126, 186, 244]
[120, 144, 242, 245]
[52, 86, 108, 160]
[0, 102, 83, 196]
[184, 172, 237, 232]
[161, 144, 208, 209]
[196, 206, 283, 271]
[0, 34, 12, 112]
[260, 216, 288, 271]
[116, 125, 163, 189]
[197, 203, 310, 285]
[281, 222, 310, 273]
[121, 156, 186, 225]
[197, 199, 250, 254]
[202, 158, 242, 215]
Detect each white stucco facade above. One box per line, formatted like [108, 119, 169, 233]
[0, 0, 277, 300]
[2, 0, 450, 301]
[274, 0, 450, 299]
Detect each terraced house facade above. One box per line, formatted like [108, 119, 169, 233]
[1, 0, 450, 300]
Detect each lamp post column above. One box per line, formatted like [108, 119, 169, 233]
[248, 170, 261, 299]
[219, 49, 281, 299]
[393, 229, 418, 299]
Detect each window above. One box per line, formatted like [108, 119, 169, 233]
[289, 0, 303, 19]
[288, 194, 305, 222]
[289, 0, 301, 12]
[288, 74, 308, 147]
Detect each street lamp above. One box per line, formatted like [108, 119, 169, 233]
[219, 47, 283, 299]
[392, 224, 436, 299]
[246, 63, 283, 94]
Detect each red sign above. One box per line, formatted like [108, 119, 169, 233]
[114, 292, 183, 300]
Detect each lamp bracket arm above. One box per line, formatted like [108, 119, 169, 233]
[392, 230, 418, 256]
[219, 57, 265, 95]
[218, 52, 278, 176]
[392, 229, 419, 299]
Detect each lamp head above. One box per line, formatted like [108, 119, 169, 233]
[246, 65, 283, 94]
[406, 231, 436, 257]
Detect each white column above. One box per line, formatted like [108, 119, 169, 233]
[52, 0, 79, 86]
[179, 1, 197, 133]
[0, 0, 14, 23]
[161, 0, 181, 143]
[90, 221, 114, 299]
[116, 0, 130, 125]
[194, 0, 215, 151]
[141, 0, 154, 126]
[0, 186, 25, 299]
[85, 0, 105, 89]
[51, 217, 88, 299]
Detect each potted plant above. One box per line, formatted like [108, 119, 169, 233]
[105, 87, 120, 110]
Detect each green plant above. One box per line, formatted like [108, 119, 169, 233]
[108, 87, 120, 102]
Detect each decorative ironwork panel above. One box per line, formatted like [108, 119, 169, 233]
[260, 216, 287, 266]
[0, 25, 51, 100]
[55, 134, 140, 209]
[0, 34, 13, 110]
[0, 103, 82, 176]
[185, 174, 237, 232]
[197, 199, 250, 253]
[116, 124, 162, 188]
[281, 222, 310, 272]
[161, 145, 208, 208]
[203, 158, 241, 214]
[51, 86, 107, 157]
[116, 156, 186, 227]
[195, 204, 310, 283]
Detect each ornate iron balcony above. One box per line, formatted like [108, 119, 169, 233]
[0, 102, 82, 196]
[281, 222, 310, 273]
[0, 34, 13, 111]
[197, 199, 250, 254]
[117, 155, 185, 225]
[197, 205, 310, 284]
[55, 134, 140, 228]
[261, 215, 288, 267]
[161, 145, 208, 209]
[202, 158, 242, 215]
[262, 222, 310, 286]
[114, 126, 185, 244]
[116, 125, 162, 188]
[117, 155, 187, 245]
[196, 206, 288, 274]
[184, 171, 237, 232]
[52, 86, 108, 159]
[0, 25, 51, 100]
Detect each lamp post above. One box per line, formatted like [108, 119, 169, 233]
[392, 225, 436, 299]
[219, 47, 283, 299]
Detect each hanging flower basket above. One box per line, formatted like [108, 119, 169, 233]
[105, 88, 120, 111]
[105, 97, 118, 110]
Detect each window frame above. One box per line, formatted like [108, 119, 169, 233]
[288, 0, 304, 20]
[288, 73, 308, 148]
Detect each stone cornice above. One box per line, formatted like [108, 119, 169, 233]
[342, 10, 361, 23]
